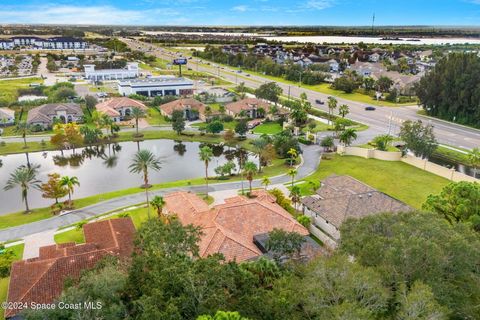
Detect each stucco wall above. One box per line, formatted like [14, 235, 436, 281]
[337, 146, 402, 161]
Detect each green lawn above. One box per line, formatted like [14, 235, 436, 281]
[297, 155, 450, 209]
[0, 78, 44, 104]
[54, 229, 85, 244]
[146, 107, 169, 126]
[253, 122, 283, 135]
[192, 121, 238, 131]
[0, 277, 9, 319]
[432, 146, 470, 166]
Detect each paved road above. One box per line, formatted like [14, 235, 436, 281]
[0, 144, 322, 242]
[123, 38, 480, 150]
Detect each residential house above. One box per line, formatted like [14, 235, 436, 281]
[369, 52, 381, 62]
[163, 190, 322, 262]
[159, 98, 208, 121]
[27, 103, 83, 129]
[5, 218, 136, 319]
[95, 97, 148, 122]
[225, 98, 270, 118]
[301, 175, 412, 242]
[199, 87, 235, 103]
[0, 107, 15, 125]
[327, 59, 340, 72]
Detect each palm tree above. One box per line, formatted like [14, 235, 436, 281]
[131, 107, 145, 137]
[339, 128, 358, 146]
[243, 161, 258, 195]
[4, 164, 42, 213]
[150, 195, 166, 217]
[327, 96, 338, 125]
[338, 104, 350, 118]
[288, 168, 297, 187]
[289, 186, 301, 211]
[261, 176, 271, 190]
[15, 121, 30, 149]
[60, 176, 80, 204]
[252, 138, 268, 172]
[101, 114, 114, 136]
[287, 148, 298, 167]
[199, 146, 214, 198]
[468, 147, 480, 177]
[129, 150, 162, 219]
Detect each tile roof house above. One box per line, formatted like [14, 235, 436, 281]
[159, 98, 208, 121]
[27, 103, 83, 129]
[225, 98, 270, 119]
[95, 97, 147, 122]
[301, 175, 412, 241]
[0, 107, 15, 125]
[5, 218, 136, 319]
[163, 190, 312, 262]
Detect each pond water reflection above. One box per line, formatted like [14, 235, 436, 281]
[0, 139, 251, 215]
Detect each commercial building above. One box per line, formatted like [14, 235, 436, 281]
[117, 76, 194, 97]
[84, 62, 139, 81]
[0, 36, 87, 50]
[5, 218, 136, 319]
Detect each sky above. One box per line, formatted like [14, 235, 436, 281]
[2, 0, 480, 26]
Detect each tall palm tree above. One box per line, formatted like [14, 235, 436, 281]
[261, 176, 271, 190]
[288, 168, 297, 188]
[4, 164, 41, 213]
[129, 150, 162, 219]
[199, 146, 214, 198]
[243, 161, 258, 195]
[287, 148, 298, 167]
[150, 195, 166, 217]
[101, 114, 114, 136]
[131, 107, 145, 137]
[15, 121, 30, 149]
[327, 96, 338, 125]
[289, 185, 301, 211]
[252, 138, 268, 172]
[339, 128, 358, 146]
[338, 104, 350, 118]
[468, 147, 480, 177]
[60, 176, 80, 204]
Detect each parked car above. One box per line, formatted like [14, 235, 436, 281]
[315, 99, 324, 105]
[245, 74, 250, 77]
[365, 106, 376, 111]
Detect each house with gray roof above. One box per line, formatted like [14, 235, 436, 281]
[27, 103, 83, 129]
[301, 175, 412, 242]
[0, 108, 15, 125]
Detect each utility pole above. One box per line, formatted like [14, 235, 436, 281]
[288, 86, 291, 100]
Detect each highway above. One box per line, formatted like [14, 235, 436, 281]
[123, 38, 480, 150]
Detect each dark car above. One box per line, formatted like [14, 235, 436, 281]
[315, 99, 324, 105]
[365, 106, 376, 111]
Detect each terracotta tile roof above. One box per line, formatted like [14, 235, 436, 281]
[95, 97, 147, 118]
[164, 190, 309, 262]
[5, 218, 135, 319]
[225, 98, 270, 114]
[159, 98, 206, 116]
[301, 175, 412, 229]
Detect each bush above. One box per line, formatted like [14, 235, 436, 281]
[298, 137, 313, 145]
[0, 246, 15, 277]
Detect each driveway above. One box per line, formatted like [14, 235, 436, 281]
[0, 145, 322, 242]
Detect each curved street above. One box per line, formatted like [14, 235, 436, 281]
[0, 144, 322, 242]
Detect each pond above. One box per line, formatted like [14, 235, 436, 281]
[429, 154, 479, 179]
[0, 139, 252, 215]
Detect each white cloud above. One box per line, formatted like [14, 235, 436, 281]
[0, 5, 182, 25]
[304, 0, 335, 10]
[232, 5, 249, 12]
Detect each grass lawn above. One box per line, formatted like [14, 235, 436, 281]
[0, 277, 9, 319]
[0, 78, 44, 104]
[297, 155, 449, 209]
[54, 229, 85, 244]
[432, 145, 470, 166]
[192, 121, 238, 131]
[146, 107, 169, 126]
[253, 122, 283, 135]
